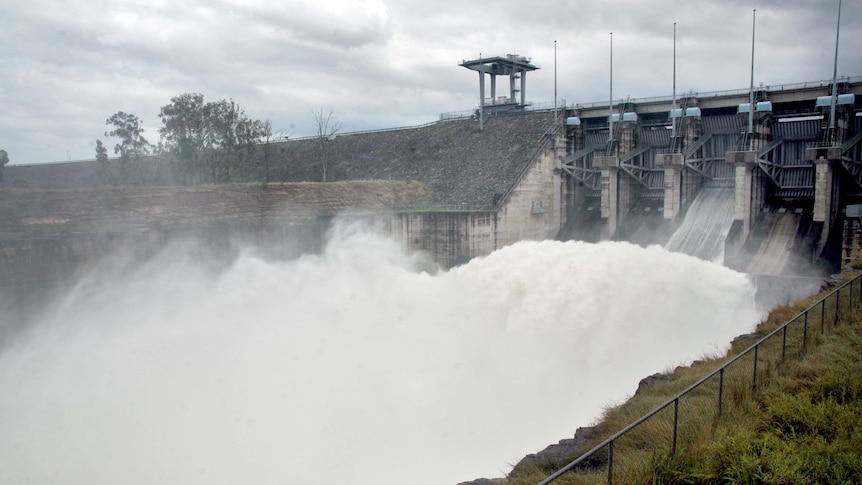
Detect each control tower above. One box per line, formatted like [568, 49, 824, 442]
[460, 54, 539, 129]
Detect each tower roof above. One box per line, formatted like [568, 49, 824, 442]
[459, 54, 539, 74]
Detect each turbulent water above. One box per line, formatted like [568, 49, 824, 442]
[665, 188, 736, 262]
[0, 224, 760, 485]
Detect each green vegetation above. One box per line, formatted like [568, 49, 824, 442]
[511, 271, 862, 485]
[0, 149, 8, 183]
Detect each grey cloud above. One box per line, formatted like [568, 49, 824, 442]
[211, 0, 393, 50]
[0, 0, 859, 164]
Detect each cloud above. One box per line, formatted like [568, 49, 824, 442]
[0, 0, 859, 164]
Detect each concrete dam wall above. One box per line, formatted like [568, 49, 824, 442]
[4, 80, 862, 333]
[2, 110, 566, 334]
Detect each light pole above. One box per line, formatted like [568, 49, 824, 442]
[828, 0, 843, 145]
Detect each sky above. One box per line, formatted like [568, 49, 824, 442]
[1, 0, 859, 165]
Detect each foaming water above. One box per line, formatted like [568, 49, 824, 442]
[665, 188, 735, 262]
[0, 226, 759, 485]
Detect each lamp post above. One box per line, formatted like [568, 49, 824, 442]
[828, 0, 843, 145]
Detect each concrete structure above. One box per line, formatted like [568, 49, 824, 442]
[5, 76, 862, 275]
[560, 77, 862, 274]
[460, 54, 539, 130]
[656, 153, 684, 220]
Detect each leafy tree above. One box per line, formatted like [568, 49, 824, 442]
[313, 108, 342, 182]
[95, 139, 108, 162]
[105, 112, 152, 184]
[235, 117, 266, 181]
[0, 149, 8, 183]
[94, 139, 112, 185]
[105, 112, 151, 158]
[158, 93, 208, 184]
[205, 99, 240, 182]
[159, 94, 266, 184]
[258, 119, 281, 183]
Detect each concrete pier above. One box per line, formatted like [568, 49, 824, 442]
[657, 153, 684, 221]
[807, 147, 841, 257]
[597, 155, 620, 239]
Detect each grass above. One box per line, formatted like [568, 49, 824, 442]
[512, 269, 862, 485]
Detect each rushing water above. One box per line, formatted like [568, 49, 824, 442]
[0, 224, 759, 485]
[665, 188, 736, 263]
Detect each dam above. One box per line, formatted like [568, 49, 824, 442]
[0, 60, 860, 485]
[5, 72, 861, 277]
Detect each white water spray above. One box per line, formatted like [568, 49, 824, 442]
[0, 224, 759, 484]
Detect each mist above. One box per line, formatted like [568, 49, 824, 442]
[0, 224, 760, 484]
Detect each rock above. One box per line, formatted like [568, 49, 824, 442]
[823, 274, 843, 288]
[509, 426, 597, 476]
[636, 372, 673, 395]
[731, 332, 762, 346]
[456, 478, 507, 485]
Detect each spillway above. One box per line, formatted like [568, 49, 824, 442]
[665, 188, 736, 262]
[745, 210, 801, 275]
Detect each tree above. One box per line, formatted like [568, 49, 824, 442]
[235, 117, 267, 181]
[159, 94, 266, 184]
[105, 112, 152, 184]
[313, 108, 342, 182]
[94, 139, 112, 185]
[105, 112, 151, 159]
[0, 149, 8, 183]
[158, 93, 208, 184]
[205, 99, 242, 182]
[258, 120, 282, 183]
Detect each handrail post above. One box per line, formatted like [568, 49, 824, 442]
[803, 310, 809, 350]
[835, 289, 841, 325]
[607, 440, 614, 485]
[672, 398, 679, 455]
[718, 368, 724, 418]
[781, 326, 787, 363]
[752, 344, 759, 390]
[822, 300, 826, 334]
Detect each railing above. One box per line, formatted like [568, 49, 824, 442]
[806, 141, 842, 149]
[566, 76, 862, 112]
[537, 272, 862, 485]
[286, 120, 442, 142]
[439, 99, 568, 121]
[441, 75, 861, 121]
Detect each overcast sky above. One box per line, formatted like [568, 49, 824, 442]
[1, 0, 859, 165]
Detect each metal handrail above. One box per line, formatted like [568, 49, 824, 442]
[537, 272, 862, 485]
[565, 76, 862, 112]
[806, 141, 842, 149]
[440, 76, 862, 122]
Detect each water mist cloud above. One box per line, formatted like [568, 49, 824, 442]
[0, 226, 759, 484]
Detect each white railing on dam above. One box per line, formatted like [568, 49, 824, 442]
[441, 75, 862, 121]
